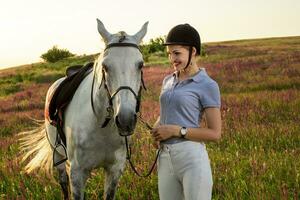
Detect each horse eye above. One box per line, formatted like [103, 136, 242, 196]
[138, 62, 144, 69]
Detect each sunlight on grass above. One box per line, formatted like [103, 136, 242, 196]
[0, 36, 299, 199]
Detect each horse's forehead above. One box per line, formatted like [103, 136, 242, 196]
[108, 32, 136, 44]
[105, 47, 142, 61]
[102, 31, 142, 67]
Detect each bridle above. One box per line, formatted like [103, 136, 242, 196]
[90, 39, 161, 177]
[90, 42, 146, 133]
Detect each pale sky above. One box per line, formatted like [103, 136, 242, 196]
[1, 0, 299, 69]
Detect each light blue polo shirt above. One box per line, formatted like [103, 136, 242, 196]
[159, 68, 221, 144]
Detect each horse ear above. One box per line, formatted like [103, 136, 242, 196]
[97, 19, 112, 43]
[134, 21, 149, 44]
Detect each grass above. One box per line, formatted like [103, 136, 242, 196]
[0, 36, 299, 199]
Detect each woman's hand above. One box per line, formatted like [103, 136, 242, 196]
[151, 124, 181, 142]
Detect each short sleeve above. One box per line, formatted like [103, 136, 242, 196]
[201, 82, 221, 108]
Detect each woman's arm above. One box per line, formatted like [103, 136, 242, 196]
[151, 108, 221, 142]
[184, 108, 221, 141]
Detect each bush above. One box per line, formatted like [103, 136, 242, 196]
[140, 36, 207, 61]
[147, 37, 166, 53]
[141, 36, 166, 62]
[41, 46, 75, 63]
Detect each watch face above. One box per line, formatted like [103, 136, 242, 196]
[181, 127, 187, 137]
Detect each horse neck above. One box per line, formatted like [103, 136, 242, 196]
[92, 69, 110, 115]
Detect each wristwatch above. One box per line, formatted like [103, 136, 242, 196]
[180, 127, 188, 138]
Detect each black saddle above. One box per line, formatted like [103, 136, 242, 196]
[48, 62, 94, 146]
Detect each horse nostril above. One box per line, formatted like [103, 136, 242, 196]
[115, 115, 127, 130]
[115, 113, 137, 132]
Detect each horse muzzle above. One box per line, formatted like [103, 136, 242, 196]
[115, 112, 137, 136]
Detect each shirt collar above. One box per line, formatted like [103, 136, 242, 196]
[172, 68, 205, 83]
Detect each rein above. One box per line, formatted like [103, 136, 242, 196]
[90, 40, 160, 177]
[124, 115, 162, 177]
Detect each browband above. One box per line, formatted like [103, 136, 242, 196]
[105, 42, 141, 52]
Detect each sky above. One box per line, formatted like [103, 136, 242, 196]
[0, 0, 300, 69]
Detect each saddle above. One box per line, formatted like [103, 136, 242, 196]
[48, 62, 94, 146]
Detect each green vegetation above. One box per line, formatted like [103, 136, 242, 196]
[41, 46, 75, 63]
[141, 36, 166, 62]
[0, 36, 299, 199]
[141, 36, 207, 64]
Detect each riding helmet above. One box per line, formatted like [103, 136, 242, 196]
[164, 23, 201, 55]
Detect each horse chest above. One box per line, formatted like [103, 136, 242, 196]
[73, 129, 125, 167]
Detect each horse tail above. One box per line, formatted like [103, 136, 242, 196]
[19, 121, 53, 176]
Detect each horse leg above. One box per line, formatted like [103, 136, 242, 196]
[69, 163, 89, 200]
[103, 150, 126, 200]
[56, 162, 70, 200]
[104, 167, 123, 200]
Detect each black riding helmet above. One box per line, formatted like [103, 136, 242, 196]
[164, 24, 201, 70]
[164, 23, 201, 55]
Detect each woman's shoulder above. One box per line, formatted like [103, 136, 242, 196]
[197, 68, 219, 86]
[196, 69, 221, 103]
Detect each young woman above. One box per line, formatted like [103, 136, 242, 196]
[151, 24, 222, 200]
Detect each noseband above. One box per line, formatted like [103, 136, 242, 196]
[90, 42, 146, 130]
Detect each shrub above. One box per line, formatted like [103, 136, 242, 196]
[141, 36, 207, 61]
[147, 37, 166, 53]
[141, 36, 166, 62]
[41, 46, 75, 63]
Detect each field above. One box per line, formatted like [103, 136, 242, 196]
[0, 36, 299, 199]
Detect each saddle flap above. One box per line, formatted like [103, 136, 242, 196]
[45, 62, 94, 125]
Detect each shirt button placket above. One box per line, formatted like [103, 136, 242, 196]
[165, 79, 177, 123]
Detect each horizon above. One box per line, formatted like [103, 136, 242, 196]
[1, 35, 299, 70]
[1, 0, 300, 69]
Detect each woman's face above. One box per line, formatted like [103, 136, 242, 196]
[167, 45, 190, 71]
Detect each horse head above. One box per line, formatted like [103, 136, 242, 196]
[94, 19, 148, 135]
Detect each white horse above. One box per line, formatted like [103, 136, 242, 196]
[19, 19, 148, 200]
